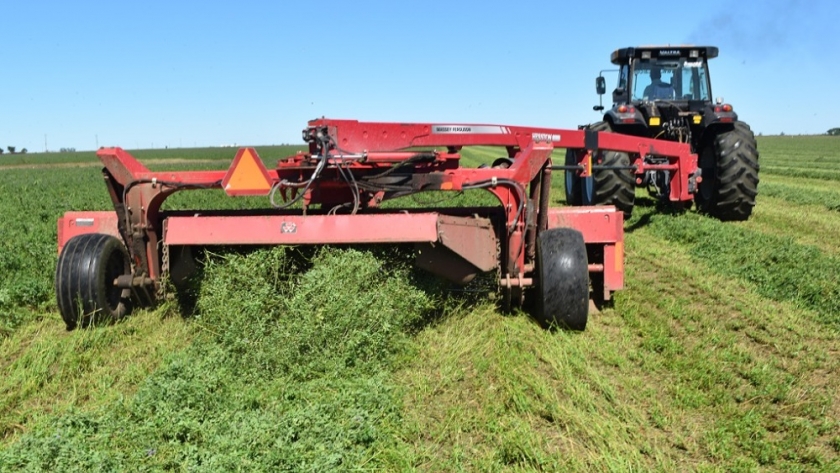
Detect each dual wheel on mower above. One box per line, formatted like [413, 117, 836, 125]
[55, 233, 135, 330]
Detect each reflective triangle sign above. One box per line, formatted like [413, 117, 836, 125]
[222, 148, 273, 196]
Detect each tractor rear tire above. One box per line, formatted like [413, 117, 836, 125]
[695, 121, 759, 221]
[55, 233, 133, 330]
[589, 121, 636, 218]
[534, 228, 589, 331]
[564, 148, 582, 206]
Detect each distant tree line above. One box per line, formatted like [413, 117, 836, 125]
[828, 128, 840, 136]
[0, 146, 78, 155]
[0, 146, 27, 155]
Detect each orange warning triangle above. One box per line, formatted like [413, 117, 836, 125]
[222, 148, 273, 196]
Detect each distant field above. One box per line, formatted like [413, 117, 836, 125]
[0, 145, 306, 168]
[1, 135, 838, 471]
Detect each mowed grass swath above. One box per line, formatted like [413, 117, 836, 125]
[1, 135, 839, 471]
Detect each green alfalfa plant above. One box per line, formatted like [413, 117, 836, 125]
[0, 245, 446, 471]
[192, 245, 440, 380]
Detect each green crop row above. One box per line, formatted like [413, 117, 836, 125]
[761, 166, 840, 182]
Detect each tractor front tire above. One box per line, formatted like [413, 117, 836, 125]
[590, 121, 635, 218]
[695, 121, 759, 221]
[56, 233, 133, 330]
[534, 228, 589, 331]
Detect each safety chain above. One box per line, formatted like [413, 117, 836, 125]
[156, 242, 170, 301]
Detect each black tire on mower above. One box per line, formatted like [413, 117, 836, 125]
[589, 121, 636, 218]
[695, 121, 759, 221]
[55, 233, 133, 330]
[534, 228, 589, 331]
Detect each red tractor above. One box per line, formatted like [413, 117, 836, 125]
[56, 118, 699, 332]
[566, 46, 759, 221]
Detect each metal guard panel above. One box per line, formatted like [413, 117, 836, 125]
[57, 211, 121, 254]
[436, 215, 498, 272]
[546, 206, 624, 244]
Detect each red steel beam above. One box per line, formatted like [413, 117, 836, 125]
[163, 213, 443, 246]
[307, 118, 695, 159]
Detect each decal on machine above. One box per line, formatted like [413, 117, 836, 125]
[432, 125, 511, 134]
[532, 133, 561, 142]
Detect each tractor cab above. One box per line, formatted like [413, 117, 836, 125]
[594, 46, 737, 147]
[607, 46, 716, 105]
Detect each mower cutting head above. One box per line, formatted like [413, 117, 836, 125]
[55, 119, 708, 332]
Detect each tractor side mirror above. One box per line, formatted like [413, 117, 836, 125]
[596, 76, 606, 95]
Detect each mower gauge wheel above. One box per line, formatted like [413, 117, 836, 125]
[534, 228, 589, 331]
[55, 233, 133, 330]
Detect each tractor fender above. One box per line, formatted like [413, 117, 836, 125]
[603, 107, 645, 128]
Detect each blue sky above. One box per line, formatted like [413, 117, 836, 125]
[3, 0, 837, 152]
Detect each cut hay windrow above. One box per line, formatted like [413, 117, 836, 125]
[757, 181, 840, 212]
[642, 209, 840, 328]
[761, 166, 840, 183]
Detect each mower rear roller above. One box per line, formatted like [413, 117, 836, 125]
[55, 233, 133, 330]
[534, 227, 589, 330]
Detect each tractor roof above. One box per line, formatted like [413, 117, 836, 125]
[610, 46, 719, 65]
